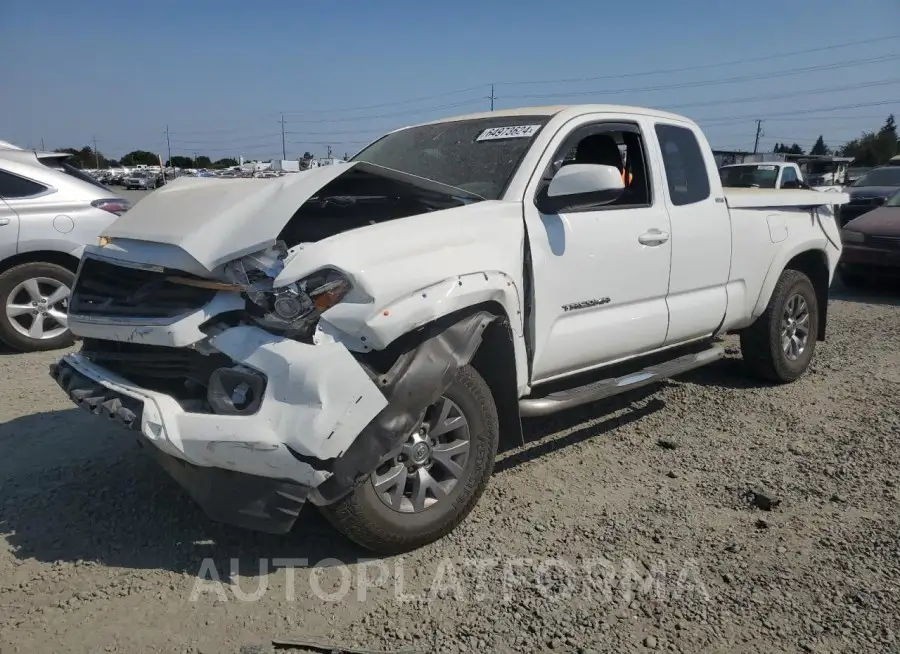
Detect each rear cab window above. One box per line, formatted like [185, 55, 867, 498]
[654, 124, 711, 206]
[719, 164, 779, 189]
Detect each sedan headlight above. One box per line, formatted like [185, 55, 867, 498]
[841, 229, 865, 244]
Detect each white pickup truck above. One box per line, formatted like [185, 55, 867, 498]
[50, 105, 848, 554]
[719, 161, 846, 193]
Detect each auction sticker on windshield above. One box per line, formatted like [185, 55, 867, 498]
[475, 125, 541, 141]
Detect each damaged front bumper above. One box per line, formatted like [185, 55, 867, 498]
[50, 324, 388, 534]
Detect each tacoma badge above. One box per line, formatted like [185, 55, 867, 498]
[562, 297, 611, 312]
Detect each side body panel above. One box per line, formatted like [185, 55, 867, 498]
[0, 197, 19, 261]
[718, 202, 842, 333]
[272, 201, 533, 395]
[648, 120, 732, 345]
[516, 112, 674, 383]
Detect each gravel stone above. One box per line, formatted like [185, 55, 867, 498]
[1, 281, 898, 652]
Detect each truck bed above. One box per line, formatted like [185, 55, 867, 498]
[724, 187, 849, 208]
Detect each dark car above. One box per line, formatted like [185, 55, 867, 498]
[838, 165, 900, 226]
[839, 188, 900, 286]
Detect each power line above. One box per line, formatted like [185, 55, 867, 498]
[665, 78, 900, 112]
[696, 99, 900, 125]
[167, 54, 899, 135]
[502, 54, 900, 101]
[275, 34, 899, 115]
[493, 34, 900, 88]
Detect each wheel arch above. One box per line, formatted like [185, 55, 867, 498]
[0, 250, 81, 276]
[313, 301, 524, 505]
[752, 246, 831, 341]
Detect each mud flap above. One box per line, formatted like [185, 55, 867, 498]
[310, 310, 496, 504]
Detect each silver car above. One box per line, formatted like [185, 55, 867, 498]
[124, 171, 159, 190]
[0, 147, 130, 351]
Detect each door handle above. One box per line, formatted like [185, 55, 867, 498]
[638, 229, 669, 246]
[0, 218, 10, 226]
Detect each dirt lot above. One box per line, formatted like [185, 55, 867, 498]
[1, 282, 898, 654]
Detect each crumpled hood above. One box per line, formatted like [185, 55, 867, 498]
[102, 162, 478, 271]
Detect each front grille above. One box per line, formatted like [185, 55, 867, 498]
[70, 257, 216, 319]
[81, 339, 232, 393]
[869, 235, 900, 250]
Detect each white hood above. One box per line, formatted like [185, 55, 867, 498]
[103, 162, 481, 271]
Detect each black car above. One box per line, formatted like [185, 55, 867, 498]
[839, 165, 900, 226]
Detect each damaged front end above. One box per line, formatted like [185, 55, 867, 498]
[53, 240, 497, 535]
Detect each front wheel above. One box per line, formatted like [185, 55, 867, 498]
[320, 365, 499, 555]
[740, 269, 819, 383]
[0, 262, 75, 352]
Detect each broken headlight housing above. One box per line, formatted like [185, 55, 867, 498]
[225, 243, 351, 337]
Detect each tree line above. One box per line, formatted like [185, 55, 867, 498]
[52, 148, 341, 170]
[54, 114, 897, 170]
[771, 114, 897, 164]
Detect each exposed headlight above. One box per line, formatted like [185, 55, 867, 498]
[225, 245, 351, 335]
[841, 229, 865, 244]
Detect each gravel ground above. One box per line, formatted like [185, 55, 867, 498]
[1, 280, 898, 654]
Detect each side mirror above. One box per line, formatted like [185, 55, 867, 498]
[536, 164, 624, 214]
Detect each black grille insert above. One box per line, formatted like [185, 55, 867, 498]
[81, 339, 233, 396]
[70, 257, 217, 319]
[869, 235, 900, 250]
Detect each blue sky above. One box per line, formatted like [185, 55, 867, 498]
[2, 0, 898, 161]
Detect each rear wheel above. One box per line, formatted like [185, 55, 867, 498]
[0, 262, 75, 352]
[321, 365, 499, 554]
[740, 269, 819, 383]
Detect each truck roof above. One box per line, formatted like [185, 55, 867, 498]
[406, 104, 697, 129]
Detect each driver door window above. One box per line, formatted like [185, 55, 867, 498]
[523, 119, 672, 382]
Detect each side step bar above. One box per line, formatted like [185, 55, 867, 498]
[518, 345, 725, 417]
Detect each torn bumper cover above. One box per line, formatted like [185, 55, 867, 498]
[49, 312, 495, 534]
[50, 324, 388, 534]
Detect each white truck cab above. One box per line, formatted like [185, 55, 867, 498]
[51, 105, 848, 553]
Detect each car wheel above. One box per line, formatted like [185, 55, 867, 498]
[0, 262, 76, 352]
[740, 269, 818, 384]
[320, 365, 499, 555]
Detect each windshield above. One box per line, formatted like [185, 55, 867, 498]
[852, 167, 900, 187]
[719, 164, 779, 188]
[350, 116, 551, 200]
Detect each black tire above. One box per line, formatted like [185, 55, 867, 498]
[740, 269, 819, 383]
[320, 364, 499, 555]
[0, 262, 76, 352]
[839, 266, 868, 289]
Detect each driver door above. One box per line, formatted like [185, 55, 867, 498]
[522, 118, 673, 383]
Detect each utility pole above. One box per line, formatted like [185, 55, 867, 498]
[753, 120, 763, 154]
[487, 84, 497, 111]
[165, 125, 172, 167]
[92, 136, 100, 168]
[280, 113, 287, 160]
